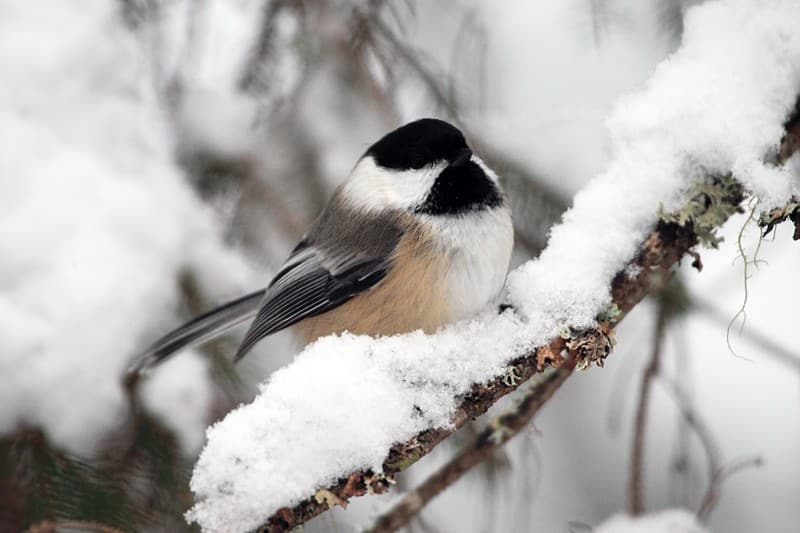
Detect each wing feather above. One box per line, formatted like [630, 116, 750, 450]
[232, 244, 394, 361]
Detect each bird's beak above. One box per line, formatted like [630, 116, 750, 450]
[450, 148, 472, 168]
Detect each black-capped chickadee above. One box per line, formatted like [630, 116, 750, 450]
[131, 118, 513, 372]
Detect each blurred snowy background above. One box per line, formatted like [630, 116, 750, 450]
[1, 0, 798, 531]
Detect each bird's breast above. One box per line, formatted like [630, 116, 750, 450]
[423, 206, 514, 322]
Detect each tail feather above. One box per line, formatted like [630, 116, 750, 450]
[128, 289, 265, 374]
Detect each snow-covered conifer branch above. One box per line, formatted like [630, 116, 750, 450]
[256, 211, 714, 533]
[186, 3, 800, 532]
[272, 103, 800, 532]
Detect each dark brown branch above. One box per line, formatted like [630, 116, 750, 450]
[628, 298, 669, 515]
[365, 364, 574, 533]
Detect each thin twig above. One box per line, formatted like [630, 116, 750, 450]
[239, 0, 291, 92]
[697, 455, 763, 522]
[656, 377, 761, 523]
[354, 6, 461, 123]
[653, 353, 764, 523]
[657, 376, 722, 520]
[667, 319, 694, 508]
[365, 364, 574, 533]
[628, 297, 669, 515]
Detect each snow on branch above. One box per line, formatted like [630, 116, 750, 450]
[186, 2, 800, 532]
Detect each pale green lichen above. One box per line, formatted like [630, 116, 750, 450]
[502, 366, 523, 387]
[726, 196, 764, 359]
[659, 174, 743, 248]
[595, 303, 622, 324]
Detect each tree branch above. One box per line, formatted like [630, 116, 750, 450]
[256, 97, 800, 533]
[258, 218, 705, 532]
[366, 363, 574, 533]
[697, 455, 763, 522]
[628, 297, 669, 515]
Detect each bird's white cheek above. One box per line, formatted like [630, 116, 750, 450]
[340, 156, 445, 211]
[425, 208, 514, 321]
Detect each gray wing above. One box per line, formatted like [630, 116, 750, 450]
[233, 204, 406, 361]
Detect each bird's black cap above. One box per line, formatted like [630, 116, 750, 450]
[365, 118, 469, 170]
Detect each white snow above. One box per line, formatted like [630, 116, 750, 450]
[0, 1, 251, 455]
[596, 509, 708, 533]
[187, 313, 533, 531]
[186, 1, 800, 531]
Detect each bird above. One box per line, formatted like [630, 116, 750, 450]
[130, 118, 514, 373]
